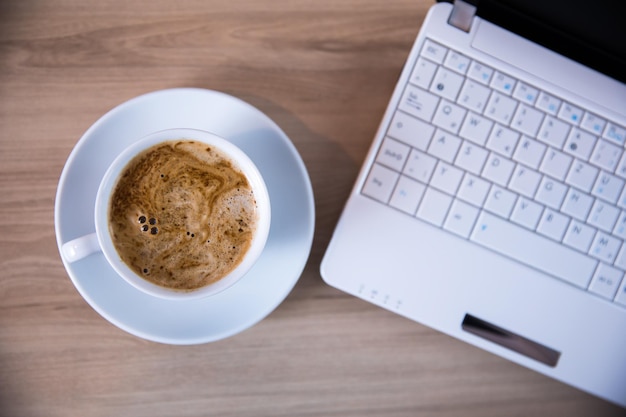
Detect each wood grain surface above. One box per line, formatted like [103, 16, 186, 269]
[0, 1, 623, 416]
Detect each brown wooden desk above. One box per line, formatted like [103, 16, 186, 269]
[1, 0, 623, 415]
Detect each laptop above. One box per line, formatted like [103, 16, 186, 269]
[321, 0, 626, 407]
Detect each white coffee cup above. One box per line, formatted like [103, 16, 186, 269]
[61, 128, 271, 300]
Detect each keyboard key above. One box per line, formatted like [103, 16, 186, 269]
[459, 112, 493, 146]
[561, 188, 594, 221]
[485, 92, 517, 125]
[563, 220, 596, 253]
[565, 160, 598, 193]
[537, 209, 569, 241]
[482, 153, 515, 186]
[484, 185, 516, 218]
[590, 139, 622, 172]
[362, 163, 398, 203]
[538, 116, 570, 148]
[510, 197, 543, 229]
[428, 129, 462, 162]
[580, 112, 606, 136]
[603, 122, 626, 145]
[458, 79, 490, 113]
[398, 84, 439, 122]
[467, 61, 494, 84]
[490, 71, 516, 95]
[509, 165, 541, 198]
[539, 149, 573, 181]
[444, 50, 471, 74]
[511, 104, 544, 137]
[558, 102, 584, 125]
[614, 153, 626, 179]
[410, 57, 438, 89]
[457, 173, 490, 206]
[588, 231, 621, 264]
[513, 136, 547, 169]
[614, 277, 626, 306]
[563, 128, 596, 161]
[430, 161, 464, 195]
[416, 187, 453, 227]
[615, 244, 626, 269]
[470, 211, 596, 289]
[430, 67, 464, 101]
[443, 199, 480, 238]
[513, 82, 539, 105]
[588, 263, 622, 300]
[432, 100, 466, 134]
[613, 211, 626, 239]
[389, 175, 426, 215]
[376, 137, 410, 171]
[587, 200, 620, 232]
[591, 172, 625, 204]
[618, 187, 626, 209]
[486, 125, 519, 158]
[454, 141, 489, 175]
[536, 91, 562, 115]
[388, 111, 435, 151]
[421, 39, 447, 64]
[403, 149, 437, 183]
[535, 176, 567, 209]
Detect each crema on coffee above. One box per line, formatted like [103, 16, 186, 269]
[108, 140, 258, 291]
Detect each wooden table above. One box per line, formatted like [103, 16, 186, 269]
[1, 0, 623, 415]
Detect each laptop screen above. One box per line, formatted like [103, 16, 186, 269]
[442, 0, 626, 84]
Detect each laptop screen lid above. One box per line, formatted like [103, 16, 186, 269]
[321, 0, 626, 408]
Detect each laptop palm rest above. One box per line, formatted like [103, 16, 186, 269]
[462, 314, 561, 367]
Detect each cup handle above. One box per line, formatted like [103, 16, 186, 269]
[61, 233, 101, 263]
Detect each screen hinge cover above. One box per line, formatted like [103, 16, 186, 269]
[448, 0, 477, 32]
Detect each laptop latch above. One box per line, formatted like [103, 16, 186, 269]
[448, 0, 477, 32]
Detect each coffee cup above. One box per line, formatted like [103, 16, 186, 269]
[61, 128, 271, 300]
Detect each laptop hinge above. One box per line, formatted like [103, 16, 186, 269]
[448, 0, 477, 32]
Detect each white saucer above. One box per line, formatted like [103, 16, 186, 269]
[54, 88, 315, 344]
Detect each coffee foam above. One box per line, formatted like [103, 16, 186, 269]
[108, 140, 258, 291]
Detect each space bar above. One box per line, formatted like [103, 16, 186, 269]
[470, 212, 597, 289]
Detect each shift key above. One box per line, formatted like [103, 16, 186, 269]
[470, 211, 597, 289]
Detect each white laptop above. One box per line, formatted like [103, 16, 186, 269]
[321, 0, 626, 407]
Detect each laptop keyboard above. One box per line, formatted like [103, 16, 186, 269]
[361, 38, 626, 308]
